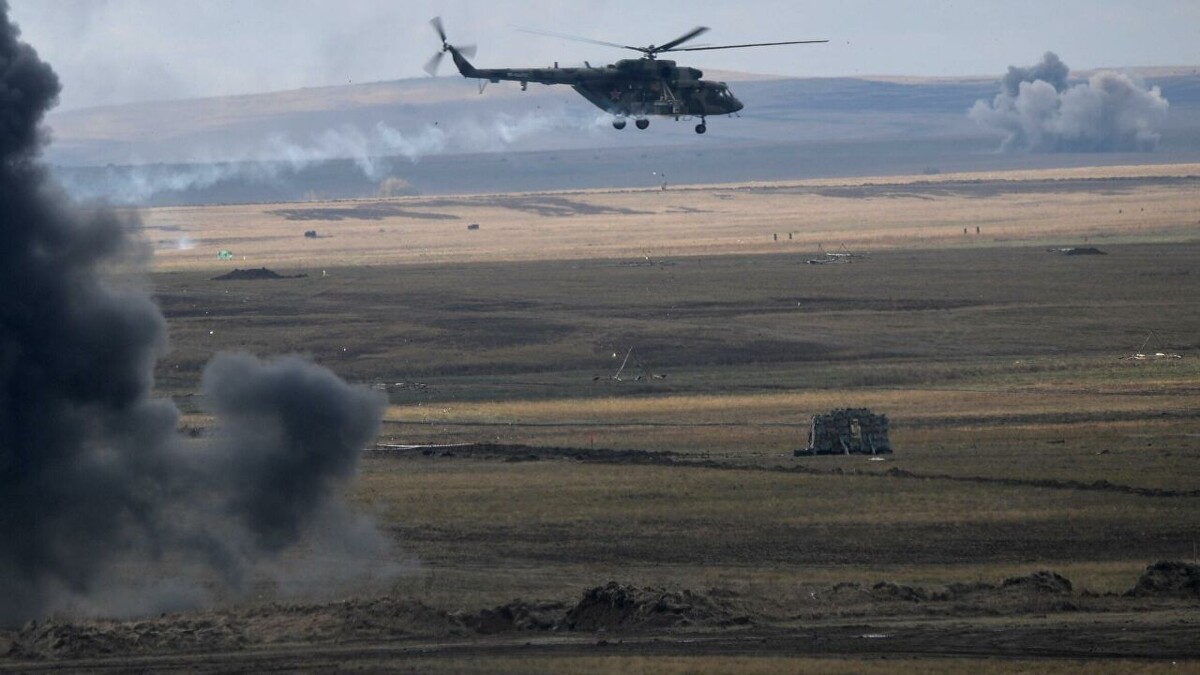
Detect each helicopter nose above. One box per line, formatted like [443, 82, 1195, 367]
[731, 97, 744, 112]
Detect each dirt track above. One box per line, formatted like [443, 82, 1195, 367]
[6, 565, 1200, 672]
[5, 611, 1198, 673]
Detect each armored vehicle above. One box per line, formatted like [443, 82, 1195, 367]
[795, 408, 891, 456]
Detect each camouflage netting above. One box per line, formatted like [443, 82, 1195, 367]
[798, 408, 892, 455]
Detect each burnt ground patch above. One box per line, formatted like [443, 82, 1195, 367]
[435, 299, 540, 313]
[777, 296, 982, 313]
[595, 297, 984, 321]
[629, 338, 835, 367]
[269, 204, 460, 221]
[211, 267, 307, 281]
[427, 315, 575, 349]
[414, 195, 652, 217]
[393, 517, 1197, 567]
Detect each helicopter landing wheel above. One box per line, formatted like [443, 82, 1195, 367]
[694, 122, 707, 134]
[635, 118, 650, 130]
[613, 118, 627, 130]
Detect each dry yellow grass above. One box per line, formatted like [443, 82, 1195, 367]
[142, 163, 1200, 271]
[377, 362, 1200, 490]
[357, 460, 1184, 531]
[386, 381, 1196, 426]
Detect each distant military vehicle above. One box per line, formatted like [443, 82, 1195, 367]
[795, 408, 892, 456]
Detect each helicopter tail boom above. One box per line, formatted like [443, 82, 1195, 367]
[447, 45, 479, 78]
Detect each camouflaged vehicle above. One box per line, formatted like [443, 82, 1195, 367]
[795, 408, 892, 456]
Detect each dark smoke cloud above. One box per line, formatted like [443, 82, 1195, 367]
[1001, 50, 1069, 96]
[0, 2, 388, 624]
[202, 354, 384, 555]
[969, 51, 1169, 152]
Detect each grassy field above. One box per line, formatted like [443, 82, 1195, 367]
[14, 166, 1196, 670]
[152, 162, 1200, 578]
[142, 163, 1200, 270]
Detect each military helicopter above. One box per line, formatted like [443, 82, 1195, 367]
[424, 18, 826, 134]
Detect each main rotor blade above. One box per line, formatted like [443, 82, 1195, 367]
[514, 26, 638, 52]
[665, 39, 829, 53]
[430, 16, 447, 43]
[655, 26, 709, 53]
[423, 51, 444, 76]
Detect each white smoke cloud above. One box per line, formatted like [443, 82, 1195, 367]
[969, 52, 1169, 152]
[55, 108, 611, 205]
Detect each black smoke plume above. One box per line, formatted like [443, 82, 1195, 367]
[0, 2, 387, 624]
[969, 51, 1169, 152]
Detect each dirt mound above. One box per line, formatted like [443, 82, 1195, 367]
[459, 601, 565, 634]
[820, 572, 1076, 610]
[1127, 561, 1200, 598]
[942, 581, 999, 599]
[10, 597, 459, 660]
[244, 597, 456, 643]
[563, 582, 746, 632]
[869, 581, 929, 602]
[826, 581, 929, 603]
[12, 617, 247, 660]
[211, 267, 306, 281]
[1000, 571, 1073, 595]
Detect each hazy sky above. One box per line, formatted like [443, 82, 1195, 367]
[10, 0, 1199, 111]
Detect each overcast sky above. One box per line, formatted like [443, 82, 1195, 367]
[10, 0, 1200, 111]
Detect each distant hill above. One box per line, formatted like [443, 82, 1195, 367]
[36, 71, 1009, 166]
[44, 68, 1200, 205]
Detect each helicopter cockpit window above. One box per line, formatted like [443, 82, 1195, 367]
[707, 87, 732, 104]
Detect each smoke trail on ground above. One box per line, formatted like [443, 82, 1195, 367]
[969, 52, 1169, 152]
[0, 2, 389, 625]
[261, 122, 448, 177]
[56, 109, 610, 205]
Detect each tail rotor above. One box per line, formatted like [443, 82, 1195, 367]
[424, 17, 476, 76]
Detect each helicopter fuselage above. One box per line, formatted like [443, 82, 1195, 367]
[451, 49, 743, 119]
[426, 18, 824, 133]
